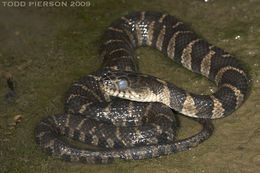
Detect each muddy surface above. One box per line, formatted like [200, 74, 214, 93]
[0, 0, 259, 172]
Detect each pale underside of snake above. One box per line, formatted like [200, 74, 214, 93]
[35, 11, 248, 164]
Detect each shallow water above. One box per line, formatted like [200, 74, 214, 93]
[0, 0, 259, 172]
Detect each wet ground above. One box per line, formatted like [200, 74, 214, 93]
[0, 0, 259, 172]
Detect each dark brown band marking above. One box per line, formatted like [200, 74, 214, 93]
[215, 66, 246, 85]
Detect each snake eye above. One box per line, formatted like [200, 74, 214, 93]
[117, 80, 128, 90]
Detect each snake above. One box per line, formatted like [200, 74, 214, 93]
[35, 11, 248, 164]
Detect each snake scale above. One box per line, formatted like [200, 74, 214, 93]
[35, 11, 248, 164]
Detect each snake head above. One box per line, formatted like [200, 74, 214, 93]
[101, 70, 159, 102]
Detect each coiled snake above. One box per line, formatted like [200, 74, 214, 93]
[35, 11, 248, 164]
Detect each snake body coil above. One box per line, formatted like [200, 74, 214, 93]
[35, 11, 248, 164]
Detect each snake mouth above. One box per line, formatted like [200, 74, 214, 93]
[105, 87, 142, 100]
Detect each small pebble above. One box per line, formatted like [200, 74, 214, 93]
[2, 138, 9, 142]
[8, 122, 17, 127]
[15, 31, 20, 36]
[235, 35, 241, 40]
[13, 114, 22, 122]
[3, 72, 12, 79]
[8, 115, 23, 127]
